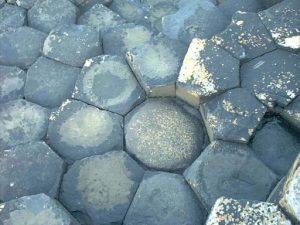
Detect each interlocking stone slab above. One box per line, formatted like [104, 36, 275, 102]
[72, 55, 145, 115]
[0, 27, 46, 69]
[60, 151, 144, 225]
[0, 194, 80, 225]
[125, 98, 205, 171]
[0, 65, 26, 103]
[241, 50, 300, 109]
[124, 171, 206, 225]
[70, 0, 112, 14]
[0, 4, 26, 32]
[126, 36, 187, 97]
[47, 99, 123, 162]
[206, 197, 291, 225]
[176, 39, 240, 107]
[28, 0, 77, 33]
[258, 0, 300, 51]
[200, 88, 266, 143]
[0, 141, 64, 202]
[0, 99, 49, 151]
[43, 24, 101, 67]
[281, 95, 300, 130]
[184, 140, 278, 210]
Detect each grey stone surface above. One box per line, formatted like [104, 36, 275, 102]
[0, 4, 26, 32]
[0, 194, 80, 225]
[241, 50, 300, 109]
[0, 141, 64, 202]
[0, 27, 46, 69]
[261, 0, 283, 8]
[176, 38, 240, 107]
[125, 98, 205, 171]
[28, 0, 77, 33]
[281, 95, 300, 130]
[126, 36, 187, 97]
[72, 55, 145, 115]
[184, 140, 278, 210]
[60, 151, 144, 225]
[0, 0, 4, 8]
[0, 99, 49, 150]
[124, 171, 206, 225]
[70, 0, 112, 14]
[47, 99, 123, 162]
[43, 24, 101, 67]
[16, 0, 38, 9]
[0, 65, 26, 103]
[268, 176, 286, 203]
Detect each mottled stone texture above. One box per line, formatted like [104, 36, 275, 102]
[0, 4, 26, 32]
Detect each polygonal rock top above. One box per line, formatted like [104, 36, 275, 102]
[281, 95, 300, 130]
[0, 4, 26, 32]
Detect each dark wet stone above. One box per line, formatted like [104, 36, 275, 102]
[43, 24, 101, 67]
[72, 55, 145, 115]
[281, 95, 300, 130]
[60, 151, 144, 225]
[261, 0, 283, 8]
[184, 140, 278, 210]
[267, 176, 286, 203]
[0, 4, 26, 32]
[0, 194, 80, 225]
[124, 171, 206, 225]
[0, 99, 49, 150]
[47, 99, 123, 162]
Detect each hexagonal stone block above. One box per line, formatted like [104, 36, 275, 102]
[281, 95, 300, 130]
[47, 99, 123, 162]
[241, 50, 300, 109]
[0, 141, 64, 202]
[0, 27, 46, 69]
[124, 171, 206, 225]
[25, 57, 80, 108]
[200, 88, 266, 143]
[28, 0, 77, 33]
[0, 65, 26, 103]
[184, 141, 278, 210]
[102, 23, 153, 57]
[72, 55, 145, 115]
[43, 24, 101, 67]
[0, 194, 80, 225]
[177, 38, 240, 107]
[125, 98, 205, 171]
[60, 151, 144, 225]
[0, 99, 49, 151]
[0, 4, 26, 32]
[206, 197, 291, 225]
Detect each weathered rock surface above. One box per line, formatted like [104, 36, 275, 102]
[70, 0, 112, 14]
[281, 95, 300, 130]
[218, 0, 264, 18]
[16, 0, 38, 9]
[0, 4, 26, 32]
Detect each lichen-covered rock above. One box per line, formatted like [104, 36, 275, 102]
[124, 171, 206, 225]
[60, 151, 144, 225]
[281, 95, 300, 130]
[0, 4, 26, 32]
[0, 194, 80, 225]
[125, 98, 205, 171]
[176, 39, 240, 107]
[0, 27, 46, 69]
[184, 141, 278, 210]
[206, 197, 291, 225]
[47, 99, 123, 162]
[241, 50, 300, 109]
[0, 65, 26, 103]
[43, 24, 101, 67]
[126, 36, 187, 97]
[258, 0, 300, 51]
[0, 141, 64, 202]
[28, 0, 77, 33]
[72, 55, 145, 115]
[0, 99, 49, 150]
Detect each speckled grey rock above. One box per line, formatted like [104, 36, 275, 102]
[47, 99, 123, 162]
[70, 0, 112, 14]
[0, 99, 49, 150]
[0, 194, 80, 225]
[184, 141, 278, 210]
[0, 141, 64, 202]
[176, 39, 240, 107]
[124, 171, 206, 225]
[0, 4, 26, 32]
[72, 55, 145, 115]
[241, 50, 300, 109]
[125, 98, 205, 171]
[0, 65, 26, 103]
[126, 36, 187, 97]
[258, 0, 300, 51]
[43, 24, 101, 67]
[28, 0, 77, 33]
[24, 57, 80, 108]
[16, 0, 38, 9]
[206, 197, 291, 225]
[200, 88, 266, 143]
[281, 95, 300, 130]
[0, 27, 46, 69]
[60, 151, 144, 225]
